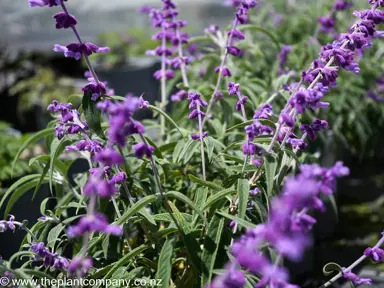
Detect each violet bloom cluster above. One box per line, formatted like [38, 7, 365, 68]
[48, 100, 88, 140]
[188, 92, 208, 140]
[342, 269, 372, 285]
[276, 1, 384, 151]
[213, 1, 258, 78]
[318, 0, 353, 35]
[145, 0, 190, 80]
[210, 162, 349, 288]
[29, 0, 110, 102]
[31, 242, 69, 270]
[96, 96, 155, 159]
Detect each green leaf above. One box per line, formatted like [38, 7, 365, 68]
[188, 174, 223, 191]
[82, 91, 104, 138]
[103, 245, 148, 279]
[168, 201, 191, 234]
[238, 24, 281, 49]
[188, 36, 212, 44]
[3, 178, 49, 218]
[204, 136, 215, 162]
[32, 164, 50, 200]
[201, 215, 225, 285]
[117, 195, 157, 225]
[173, 139, 186, 163]
[322, 262, 342, 277]
[216, 211, 256, 229]
[203, 188, 237, 211]
[148, 105, 184, 137]
[155, 238, 175, 288]
[237, 179, 250, 220]
[47, 223, 65, 249]
[183, 141, 200, 164]
[12, 128, 54, 175]
[264, 154, 278, 197]
[49, 137, 70, 193]
[166, 191, 207, 225]
[226, 119, 275, 132]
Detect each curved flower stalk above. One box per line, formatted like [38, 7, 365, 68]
[203, 0, 258, 127]
[250, 0, 384, 184]
[145, 0, 190, 137]
[188, 92, 208, 180]
[321, 233, 384, 287]
[210, 162, 350, 288]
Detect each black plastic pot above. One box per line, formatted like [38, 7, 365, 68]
[96, 58, 160, 120]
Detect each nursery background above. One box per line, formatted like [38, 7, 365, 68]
[0, 0, 384, 287]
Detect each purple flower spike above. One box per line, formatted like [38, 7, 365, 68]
[228, 29, 245, 40]
[280, 113, 295, 128]
[254, 104, 273, 119]
[133, 142, 155, 159]
[53, 12, 77, 29]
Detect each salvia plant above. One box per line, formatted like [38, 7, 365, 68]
[1, 0, 384, 287]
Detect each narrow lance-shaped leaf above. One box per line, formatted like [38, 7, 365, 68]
[155, 238, 176, 288]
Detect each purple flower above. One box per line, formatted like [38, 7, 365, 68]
[208, 264, 246, 288]
[139, 96, 150, 109]
[227, 46, 241, 57]
[0, 215, 21, 233]
[52, 12, 77, 29]
[236, 96, 248, 111]
[83, 175, 117, 198]
[68, 256, 92, 276]
[280, 113, 295, 128]
[342, 268, 372, 285]
[204, 25, 219, 34]
[31, 242, 68, 270]
[53, 42, 110, 60]
[171, 90, 187, 102]
[250, 188, 259, 196]
[354, 10, 384, 25]
[369, 0, 384, 8]
[364, 247, 384, 262]
[133, 142, 155, 159]
[299, 118, 328, 140]
[242, 142, 261, 156]
[67, 213, 123, 238]
[254, 104, 273, 119]
[93, 148, 124, 167]
[28, 0, 66, 7]
[318, 16, 336, 33]
[228, 29, 245, 40]
[65, 139, 103, 155]
[191, 132, 208, 140]
[82, 81, 106, 101]
[277, 45, 292, 74]
[153, 69, 175, 80]
[215, 66, 232, 77]
[109, 172, 127, 184]
[333, 0, 353, 11]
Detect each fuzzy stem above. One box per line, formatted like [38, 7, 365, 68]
[196, 105, 207, 180]
[320, 234, 384, 288]
[173, 17, 189, 88]
[203, 19, 239, 127]
[160, 26, 167, 138]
